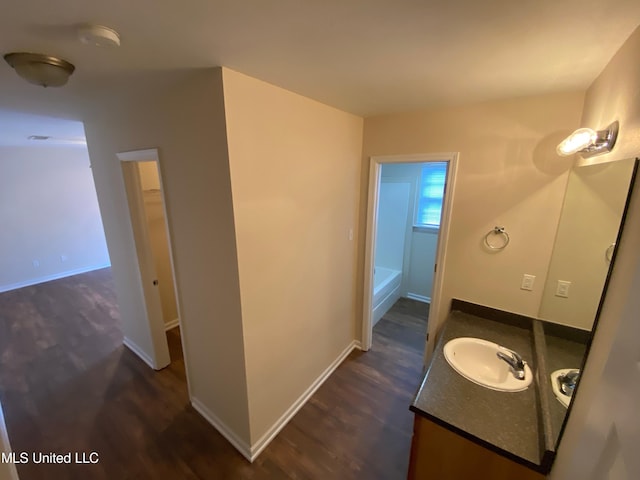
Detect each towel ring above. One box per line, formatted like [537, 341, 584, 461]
[484, 226, 510, 250]
[605, 243, 616, 263]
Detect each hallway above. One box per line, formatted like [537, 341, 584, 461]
[0, 270, 428, 479]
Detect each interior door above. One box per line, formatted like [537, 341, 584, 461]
[120, 160, 170, 369]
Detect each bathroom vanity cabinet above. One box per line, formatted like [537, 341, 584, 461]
[409, 300, 559, 478]
[407, 416, 544, 480]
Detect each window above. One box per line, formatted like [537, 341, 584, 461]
[415, 162, 447, 228]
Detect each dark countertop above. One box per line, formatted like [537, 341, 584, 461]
[410, 310, 543, 469]
[410, 301, 591, 474]
[543, 327, 588, 446]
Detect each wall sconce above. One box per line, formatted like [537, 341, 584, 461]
[556, 121, 619, 158]
[3, 52, 75, 87]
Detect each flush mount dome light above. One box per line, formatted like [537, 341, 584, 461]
[557, 121, 619, 158]
[3, 52, 75, 87]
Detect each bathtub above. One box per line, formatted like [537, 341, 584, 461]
[372, 267, 402, 326]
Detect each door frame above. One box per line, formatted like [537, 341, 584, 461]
[117, 148, 180, 371]
[0, 402, 19, 480]
[362, 152, 458, 362]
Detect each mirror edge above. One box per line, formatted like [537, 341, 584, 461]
[553, 157, 640, 450]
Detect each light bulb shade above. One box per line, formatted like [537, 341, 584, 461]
[556, 128, 597, 156]
[4, 52, 75, 87]
[556, 121, 619, 158]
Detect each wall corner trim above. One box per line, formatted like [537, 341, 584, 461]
[248, 340, 359, 461]
[191, 397, 252, 461]
[123, 336, 156, 370]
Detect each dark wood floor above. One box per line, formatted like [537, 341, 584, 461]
[0, 270, 428, 479]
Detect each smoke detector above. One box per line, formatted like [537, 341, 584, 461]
[77, 24, 121, 47]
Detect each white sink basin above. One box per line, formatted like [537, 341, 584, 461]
[443, 337, 533, 392]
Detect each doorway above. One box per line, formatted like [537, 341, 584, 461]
[118, 148, 181, 370]
[363, 153, 458, 362]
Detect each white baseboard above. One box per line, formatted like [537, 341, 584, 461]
[191, 397, 252, 461]
[248, 340, 358, 461]
[354, 340, 363, 350]
[190, 340, 358, 463]
[123, 336, 156, 370]
[164, 318, 180, 331]
[406, 293, 431, 304]
[0, 263, 112, 293]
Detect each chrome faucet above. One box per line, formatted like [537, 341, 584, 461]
[496, 348, 526, 380]
[558, 369, 580, 396]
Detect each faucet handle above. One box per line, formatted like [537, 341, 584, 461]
[558, 369, 580, 396]
[498, 347, 525, 369]
[496, 347, 527, 380]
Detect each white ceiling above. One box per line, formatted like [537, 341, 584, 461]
[1, 0, 639, 142]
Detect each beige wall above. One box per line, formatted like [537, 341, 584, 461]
[577, 25, 640, 167]
[361, 92, 585, 337]
[222, 68, 363, 444]
[538, 158, 635, 330]
[551, 25, 640, 479]
[83, 65, 362, 455]
[83, 69, 251, 444]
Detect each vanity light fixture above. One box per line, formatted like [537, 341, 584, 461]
[3, 52, 75, 87]
[556, 121, 619, 158]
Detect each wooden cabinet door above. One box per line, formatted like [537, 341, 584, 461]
[408, 416, 545, 480]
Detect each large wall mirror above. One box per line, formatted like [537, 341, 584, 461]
[536, 157, 638, 449]
[539, 157, 637, 329]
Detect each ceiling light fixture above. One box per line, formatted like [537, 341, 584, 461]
[77, 24, 121, 47]
[4, 52, 75, 87]
[556, 121, 619, 158]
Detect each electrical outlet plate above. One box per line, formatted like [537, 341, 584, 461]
[521, 274, 535, 291]
[556, 280, 571, 298]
